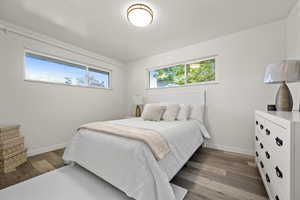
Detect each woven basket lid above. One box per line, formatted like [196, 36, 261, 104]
[0, 125, 20, 133]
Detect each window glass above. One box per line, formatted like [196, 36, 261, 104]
[186, 58, 215, 84]
[148, 58, 216, 88]
[24, 52, 111, 88]
[88, 68, 110, 88]
[25, 53, 87, 86]
[149, 65, 185, 88]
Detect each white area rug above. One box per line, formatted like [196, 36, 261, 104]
[0, 165, 187, 200]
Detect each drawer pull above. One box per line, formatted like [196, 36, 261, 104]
[255, 136, 258, 141]
[266, 173, 270, 183]
[260, 124, 264, 130]
[266, 129, 270, 135]
[275, 137, 283, 147]
[265, 151, 270, 159]
[260, 142, 264, 149]
[275, 166, 283, 179]
[256, 151, 259, 157]
[275, 195, 280, 200]
[256, 121, 259, 125]
[260, 161, 264, 168]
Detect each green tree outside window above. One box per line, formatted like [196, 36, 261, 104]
[187, 59, 215, 84]
[149, 58, 215, 88]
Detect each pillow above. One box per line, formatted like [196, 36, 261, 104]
[141, 104, 165, 121]
[189, 104, 205, 123]
[176, 104, 190, 121]
[162, 104, 180, 121]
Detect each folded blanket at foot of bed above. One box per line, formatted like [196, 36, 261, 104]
[78, 121, 170, 160]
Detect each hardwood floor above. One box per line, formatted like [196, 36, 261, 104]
[0, 148, 267, 200]
[0, 149, 65, 190]
[174, 148, 267, 200]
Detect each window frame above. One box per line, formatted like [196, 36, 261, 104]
[146, 56, 219, 89]
[23, 49, 112, 90]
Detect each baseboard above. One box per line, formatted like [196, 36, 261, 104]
[27, 142, 68, 157]
[206, 142, 254, 156]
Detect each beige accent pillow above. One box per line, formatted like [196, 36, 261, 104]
[189, 104, 205, 123]
[142, 104, 165, 121]
[176, 104, 191, 121]
[162, 104, 180, 121]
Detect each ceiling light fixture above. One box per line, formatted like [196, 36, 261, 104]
[127, 4, 153, 27]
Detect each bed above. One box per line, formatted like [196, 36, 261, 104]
[63, 91, 209, 200]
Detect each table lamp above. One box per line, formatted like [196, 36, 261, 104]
[133, 95, 144, 117]
[264, 60, 300, 111]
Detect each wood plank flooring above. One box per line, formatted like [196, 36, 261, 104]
[0, 148, 267, 200]
[0, 149, 65, 189]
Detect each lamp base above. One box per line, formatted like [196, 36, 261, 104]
[275, 82, 293, 112]
[135, 105, 142, 117]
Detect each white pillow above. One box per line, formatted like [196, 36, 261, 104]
[176, 104, 190, 121]
[189, 104, 205, 123]
[141, 104, 165, 121]
[162, 104, 180, 121]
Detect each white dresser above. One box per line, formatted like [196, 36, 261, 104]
[255, 111, 300, 200]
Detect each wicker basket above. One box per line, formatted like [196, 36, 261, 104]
[0, 125, 20, 141]
[0, 143, 25, 159]
[0, 129, 20, 141]
[0, 136, 24, 149]
[0, 125, 27, 173]
[0, 149, 27, 173]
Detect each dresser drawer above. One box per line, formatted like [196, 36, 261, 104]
[255, 115, 273, 152]
[258, 159, 286, 200]
[255, 115, 267, 140]
[264, 157, 290, 200]
[255, 136, 265, 165]
[263, 118, 290, 152]
[257, 157, 278, 200]
[266, 156, 291, 199]
[255, 115, 268, 161]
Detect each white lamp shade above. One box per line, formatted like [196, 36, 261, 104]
[264, 60, 300, 84]
[133, 95, 144, 105]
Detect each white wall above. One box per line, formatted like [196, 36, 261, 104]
[286, 0, 300, 106]
[287, 0, 300, 59]
[125, 21, 286, 155]
[0, 25, 126, 155]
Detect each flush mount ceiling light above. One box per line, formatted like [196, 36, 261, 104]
[127, 4, 153, 27]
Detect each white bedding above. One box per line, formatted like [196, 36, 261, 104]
[63, 118, 209, 200]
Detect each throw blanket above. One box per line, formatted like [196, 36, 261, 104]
[79, 121, 170, 160]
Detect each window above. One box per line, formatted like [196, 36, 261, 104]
[24, 52, 111, 89]
[88, 68, 110, 88]
[186, 59, 215, 84]
[149, 64, 185, 88]
[149, 58, 216, 88]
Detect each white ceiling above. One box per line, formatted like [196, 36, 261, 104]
[0, 0, 296, 62]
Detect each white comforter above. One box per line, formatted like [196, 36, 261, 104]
[63, 118, 209, 200]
